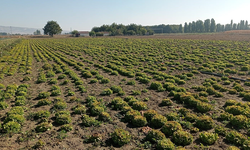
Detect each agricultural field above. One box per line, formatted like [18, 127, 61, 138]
[1, 36, 250, 150]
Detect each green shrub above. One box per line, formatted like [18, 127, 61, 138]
[110, 85, 122, 93]
[144, 109, 158, 121]
[58, 74, 67, 79]
[132, 101, 147, 111]
[156, 138, 175, 150]
[196, 102, 213, 113]
[0, 101, 8, 110]
[150, 114, 168, 128]
[161, 99, 173, 106]
[228, 89, 237, 94]
[4, 114, 25, 124]
[125, 110, 141, 122]
[185, 112, 197, 122]
[55, 114, 72, 125]
[7, 106, 24, 116]
[100, 78, 110, 84]
[101, 88, 113, 95]
[195, 116, 214, 130]
[226, 130, 246, 146]
[214, 125, 227, 136]
[61, 79, 70, 85]
[98, 112, 112, 122]
[199, 91, 208, 97]
[230, 115, 248, 128]
[150, 81, 164, 90]
[82, 114, 100, 127]
[224, 99, 237, 107]
[72, 104, 87, 114]
[244, 93, 250, 101]
[38, 92, 50, 99]
[226, 146, 240, 150]
[172, 130, 193, 146]
[60, 124, 73, 132]
[3, 121, 21, 133]
[132, 115, 147, 127]
[111, 128, 131, 146]
[54, 101, 67, 110]
[90, 78, 98, 83]
[165, 112, 179, 121]
[220, 112, 233, 121]
[0, 83, 5, 89]
[132, 90, 141, 95]
[67, 90, 75, 96]
[225, 105, 244, 115]
[127, 80, 136, 85]
[146, 129, 166, 143]
[35, 122, 52, 132]
[161, 121, 182, 136]
[199, 132, 219, 145]
[34, 110, 50, 120]
[37, 98, 52, 106]
[90, 106, 105, 116]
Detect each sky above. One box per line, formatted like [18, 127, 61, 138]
[1, 0, 250, 31]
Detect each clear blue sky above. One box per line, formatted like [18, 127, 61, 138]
[1, 0, 249, 31]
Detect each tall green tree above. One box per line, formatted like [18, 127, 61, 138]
[210, 18, 216, 32]
[184, 22, 188, 33]
[245, 20, 248, 30]
[204, 19, 210, 32]
[233, 23, 237, 30]
[71, 30, 79, 37]
[178, 24, 183, 33]
[230, 20, 233, 30]
[191, 21, 196, 33]
[43, 21, 62, 37]
[196, 20, 204, 32]
[188, 22, 192, 33]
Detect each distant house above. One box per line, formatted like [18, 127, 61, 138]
[102, 32, 109, 36]
[79, 31, 89, 37]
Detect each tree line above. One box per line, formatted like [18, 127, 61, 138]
[184, 19, 249, 33]
[146, 19, 249, 34]
[91, 23, 154, 36]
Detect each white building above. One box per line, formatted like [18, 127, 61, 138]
[79, 31, 89, 37]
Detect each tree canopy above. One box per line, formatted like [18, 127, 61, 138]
[91, 23, 154, 36]
[43, 21, 62, 37]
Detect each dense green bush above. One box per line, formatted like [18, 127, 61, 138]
[172, 130, 193, 146]
[195, 116, 214, 130]
[199, 132, 219, 145]
[111, 128, 131, 146]
[161, 121, 182, 136]
[35, 122, 52, 132]
[150, 114, 168, 128]
[156, 138, 175, 150]
[132, 115, 147, 127]
[146, 129, 166, 143]
[3, 121, 21, 133]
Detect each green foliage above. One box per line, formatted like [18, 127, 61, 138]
[132, 115, 147, 127]
[38, 92, 50, 99]
[150, 114, 168, 128]
[82, 114, 100, 127]
[37, 98, 52, 106]
[35, 122, 53, 132]
[55, 114, 71, 125]
[132, 101, 147, 111]
[230, 115, 248, 128]
[156, 138, 175, 150]
[144, 109, 158, 121]
[196, 101, 213, 113]
[111, 128, 131, 146]
[226, 130, 246, 146]
[72, 104, 87, 114]
[172, 130, 193, 146]
[195, 116, 214, 130]
[199, 132, 219, 145]
[100, 78, 110, 84]
[161, 121, 182, 136]
[0, 101, 8, 110]
[3, 121, 21, 133]
[146, 129, 166, 143]
[43, 20, 62, 37]
[54, 101, 67, 110]
[98, 112, 112, 122]
[60, 124, 73, 132]
[161, 98, 173, 106]
[101, 88, 113, 95]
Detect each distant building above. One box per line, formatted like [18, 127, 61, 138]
[102, 32, 109, 36]
[79, 31, 89, 37]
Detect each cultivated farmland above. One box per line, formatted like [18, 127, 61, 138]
[0, 37, 250, 149]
